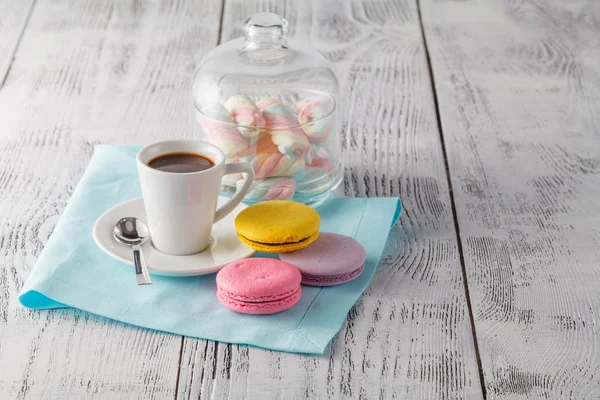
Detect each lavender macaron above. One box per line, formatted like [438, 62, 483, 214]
[279, 232, 366, 286]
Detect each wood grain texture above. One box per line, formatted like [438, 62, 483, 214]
[0, 0, 36, 87]
[177, 1, 483, 399]
[0, 0, 222, 398]
[421, 0, 600, 398]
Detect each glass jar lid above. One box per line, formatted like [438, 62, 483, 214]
[191, 12, 339, 123]
[192, 13, 343, 207]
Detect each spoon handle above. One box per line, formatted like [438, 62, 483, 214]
[132, 244, 152, 285]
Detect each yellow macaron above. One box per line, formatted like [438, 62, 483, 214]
[235, 200, 320, 253]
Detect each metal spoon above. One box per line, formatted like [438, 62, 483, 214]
[113, 217, 153, 285]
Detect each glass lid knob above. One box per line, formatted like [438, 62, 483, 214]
[240, 13, 293, 64]
[244, 13, 288, 44]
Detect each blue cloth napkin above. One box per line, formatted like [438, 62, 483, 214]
[20, 145, 401, 354]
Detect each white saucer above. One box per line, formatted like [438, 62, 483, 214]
[93, 197, 255, 277]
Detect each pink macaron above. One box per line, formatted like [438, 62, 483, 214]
[216, 258, 302, 314]
[279, 232, 367, 286]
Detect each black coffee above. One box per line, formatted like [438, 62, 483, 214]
[148, 152, 214, 173]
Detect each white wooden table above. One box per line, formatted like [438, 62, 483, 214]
[1, 0, 599, 398]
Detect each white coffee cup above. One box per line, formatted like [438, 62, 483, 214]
[136, 139, 254, 256]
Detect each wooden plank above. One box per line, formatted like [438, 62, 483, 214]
[0, 0, 35, 87]
[421, 0, 600, 398]
[177, 1, 484, 399]
[0, 0, 222, 398]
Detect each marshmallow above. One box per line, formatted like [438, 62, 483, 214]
[263, 102, 297, 126]
[262, 103, 311, 160]
[296, 97, 332, 143]
[243, 133, 278, 156]
[308, 157, 333, 172]
[224, 94, 265, 138]
[304, 146, 314, 165]
[256, 96, 281, 112]
[198, 105, 247, 158]
[244, 153, 305, 179]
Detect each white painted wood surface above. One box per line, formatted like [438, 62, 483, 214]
[3, 0, 600, 398]
[421, 0, 600, 398]
[0, 0, 221, 398]
[0, 0, 35, 86]
[176, 1, 482, 399]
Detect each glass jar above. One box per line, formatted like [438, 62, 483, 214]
[191, 13, 342, 206]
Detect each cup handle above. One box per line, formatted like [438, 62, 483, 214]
[214, 162, 254, 224]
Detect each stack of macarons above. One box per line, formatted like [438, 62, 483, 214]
[215, 200, 367, 315]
